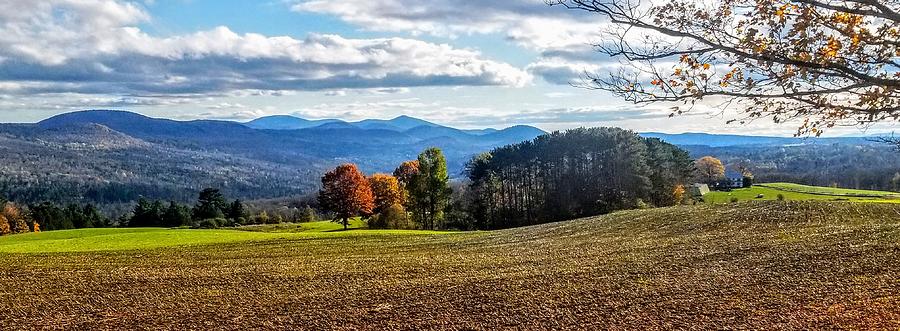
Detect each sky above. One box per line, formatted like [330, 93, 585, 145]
[0, 0, 895, 136]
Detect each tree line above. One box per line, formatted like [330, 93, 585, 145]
[0, 196, 111, 234]
[0, 188, 321, 236]
[685, 143, 900, 192]
[464, 127, 694, 229]
[316, 128, 695, 230]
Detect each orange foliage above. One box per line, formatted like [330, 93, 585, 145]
[368, 174, 405, 214]
[558, 0, 900, 136]
[696, 156, 726, 184]
[318, 163, 374, 229]
[673, 184, 686, 205]
[0, 215, 9, 235]
[1, 203, 28, 234]
[392, 160, 420, 188]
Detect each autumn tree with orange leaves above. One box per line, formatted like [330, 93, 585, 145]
[393, 160, 421, 214]
[368, 174, 405, 214]
[0, 214, 9, 235]
[0, 203, 29, 235]
[696, 156, 727, 184]
[549, 0, 899, 137]
[318, 164, 375, 230]
[393, 160, 420, 190]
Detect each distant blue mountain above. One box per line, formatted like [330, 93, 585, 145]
[482, 125, 548, 143]
[244, 115, 340, 130]
[246, 114, 441, 131]
[641, 132, 873, 147]
[7, 110, 893, 207]
[308, 121, 357, 130]
[30, 110, 548, 177]
[355, 115, 439, 131]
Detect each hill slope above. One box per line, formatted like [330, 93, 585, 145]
[1, 201, 898, 328]
[0, 110, 547, 209]
[703, 182, 900, 204]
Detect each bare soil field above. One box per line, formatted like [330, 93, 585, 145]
[2, 201, 900, 330]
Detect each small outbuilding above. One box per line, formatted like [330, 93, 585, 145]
[690, 183, 710, 197]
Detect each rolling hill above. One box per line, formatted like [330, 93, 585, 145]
[1, 110, 895, 211]
[244, 115, 341, 130]
[0, 110, 546, 210]
[1, 201, 898, 328]
[246, 114, 441, 131]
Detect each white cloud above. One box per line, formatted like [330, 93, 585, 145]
[292, 0, 615, 85]
[0, 0, 150, 65]
[0, 0, 531, 97]
[323, 87, 410, 97]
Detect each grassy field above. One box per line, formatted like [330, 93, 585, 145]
[2, 201, 900, 329]
[761, 182, 900, 198]
[704, 182, 900, 204]
[0, 220, 446, 254]
[238, 218, 367, 232]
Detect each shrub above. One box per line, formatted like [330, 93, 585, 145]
[368, 215, 385, 229]
[742, 176, 754, 188]
[219, 218, 236, 228]
[730, 197, 739, 203]
[777, 194, 785, 201]
[369, 204, 411, 229]
[196, 218, 224, 229]
[444, 208, 474, 231]
[636, 199, 650, 209]
[252, 211, 270, 225]
[270, 214, 284, 224]
[298, 206, 318, 223]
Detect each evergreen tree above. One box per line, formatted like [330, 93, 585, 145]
[226, 200, 246, 222]
[466, 128, 692, 229]
[29, 202, 73, 231]
[192, 188, 227, 221]
[130, 198, 163, 227]
[162, 201, 192, 227]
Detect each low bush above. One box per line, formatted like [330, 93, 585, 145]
[196, 218, 226, 229]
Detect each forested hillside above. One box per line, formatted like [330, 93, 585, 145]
[1, 110, 896, 214]
[0, 110, 546, 211]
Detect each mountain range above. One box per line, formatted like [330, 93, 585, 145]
[0, 110, 546, 209]
[246, 114, 882, 147]
[0, 110, 891, 212]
